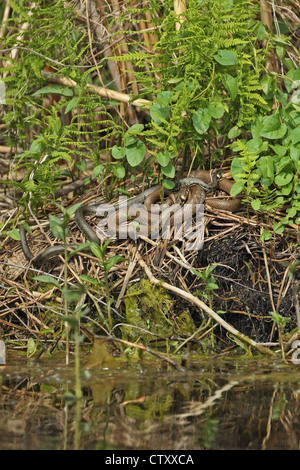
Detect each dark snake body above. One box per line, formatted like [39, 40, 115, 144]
[20, 169, 241, 265]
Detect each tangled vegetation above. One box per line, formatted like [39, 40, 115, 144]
[0, 0, 299, 368]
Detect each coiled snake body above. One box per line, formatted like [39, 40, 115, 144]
[20, 169, 241, 265]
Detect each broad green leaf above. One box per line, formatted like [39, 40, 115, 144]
[49, 214, 68, 240]
[104, 255, 126, 273]
[33, 275, 61, 289]
[65, 96, 80, 113]
[289, 127, 300, 145]
[112, 145, 126, 160]
[9, 228, 21, 241]
[261, 113, 287, 139]
[126, 140, 145, 167]
[155, 91, 173, 105]
[32, 85, 73, 97]
[150, 102, 170, 124]
[112, 163, 125, 179]
[251, 199, 261, 211]
[192, 108, 211, 134]
[164, 180, 175, 190]
[92, 164, 104, 178]
[275, 172, 293, 186]
[214, 50, 237, 66]
[208, 101, 225, 119]
[161, 162, 175, 178]
[230, 180, 244, 196]
[256, 155, 274, 187]
[157, 151, 170, 167]
[228, 126, 241, 139]
[222, 73, 238, 100]
[125, 124, 144, 136]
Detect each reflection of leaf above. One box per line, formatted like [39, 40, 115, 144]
[27, 338, 36, 357]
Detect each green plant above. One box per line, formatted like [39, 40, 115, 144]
[111, 0, 271, 175]
[89, 240, 126, 329]
[0, 0, 122, 211]
[230, 62, 300, 234]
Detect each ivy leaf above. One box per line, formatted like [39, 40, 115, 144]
[192, 108, 211, 134]
[257, 155, 274, 187]
[92, 164, 104, 178]
[261, 113, 287, 139]
[112, 163, 125, 179]
[208, 101, 225, 119]
[275, 171, 293, 186]
[112, 145, 126, 160]
[214, 50, 237, 66]
[157, 151, 170, 167]
[150, 102, 170, 125]
[228, 126, 241, 139]
[126, 140, 145, 167]
[125, 124, 144, 135]
[161, 162, 175, 178]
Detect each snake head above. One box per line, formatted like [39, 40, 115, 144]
[211, 169, 224, 188]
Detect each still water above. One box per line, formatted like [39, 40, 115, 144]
[0, 349, 299, 450]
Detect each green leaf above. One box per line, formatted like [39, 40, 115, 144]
[275, 172, 293, 186]
[27, 338, 36, 357]
[9, 228, 21, 241]
[150, 102, 170, 125]
[214, 50, 237, 66]
[104, 255, 126, 273]
[112, 145, 126, 160]
[192, 108, 211, 134]
[65, 96, 80, 113]
[164, 180, 175, 190]
[92, 164, 104, 178]
[208, 101, 225, 119]
[228, 126, 241, 139]
[261, 113, 287, 139]
[32, 85, 73, 97]
[289, 127, 300, 145]
[157, 151, 170, 167]
[161, 162, 175, 178]
[260, 229, 272, 241]
[112, 163, 125, 179]
[125, 124, 144, 135]
[222, 73, 238, 100]
[33, 275, 61, 289]
[251, 199, 261, 211]
[49, 214, 68, 241]
[126, 140, 145, 167]
[256, 155, 274, 187]
[79, 274, 100, 285]
[230, 180, 244, 196]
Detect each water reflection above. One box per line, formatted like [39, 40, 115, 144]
[0, 352, 299, 450]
